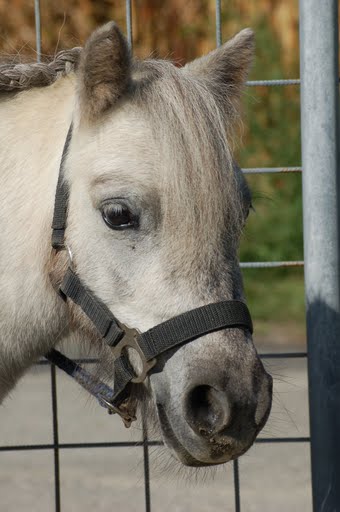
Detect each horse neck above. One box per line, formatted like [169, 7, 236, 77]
[0, 76, 76, 385]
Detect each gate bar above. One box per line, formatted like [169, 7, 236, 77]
[215, 0, 222, 47]
[125, 0, 132, 49]
[34, 0, 41, 62]
[299, 1, 340, 510]
[51, 365, 61, 512]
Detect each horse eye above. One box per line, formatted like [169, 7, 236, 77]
[102, 203, 138, 230]
[246, 202, 254, 219]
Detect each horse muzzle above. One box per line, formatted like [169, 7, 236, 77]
[150, 331, 272, 466]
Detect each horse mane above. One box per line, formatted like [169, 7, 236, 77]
[133, 59, 244, 272]
[0, 47, 81, 93]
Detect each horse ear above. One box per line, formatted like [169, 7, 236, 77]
[77, 22, 131, 122]
[184, 28, 254, 104]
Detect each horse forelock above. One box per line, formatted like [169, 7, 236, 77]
[132, 60, 244, 273]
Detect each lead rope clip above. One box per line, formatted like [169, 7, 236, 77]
[99, 395, 137, 428]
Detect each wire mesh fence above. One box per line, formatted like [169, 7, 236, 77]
[1, 1, 339, 511]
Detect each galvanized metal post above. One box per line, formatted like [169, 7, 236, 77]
[299, 1, 340, 511]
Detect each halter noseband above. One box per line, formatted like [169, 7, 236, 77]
[46, 124, 253, 427]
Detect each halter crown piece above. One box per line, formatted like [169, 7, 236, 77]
[46, 124, 253, 427]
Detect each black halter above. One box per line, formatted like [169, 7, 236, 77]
[46, 124, 253, 427]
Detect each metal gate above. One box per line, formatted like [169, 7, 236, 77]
[1, 1, 339, 511]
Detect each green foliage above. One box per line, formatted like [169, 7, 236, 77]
[235, 18, 304, 326]
[243, 268, 305, 322]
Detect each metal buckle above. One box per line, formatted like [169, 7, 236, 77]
[99, 396, 137, 428]
[114, 326, 156, 384]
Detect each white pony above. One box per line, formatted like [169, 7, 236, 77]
[0, 22, 272, 467]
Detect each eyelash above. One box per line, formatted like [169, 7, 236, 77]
[101, 202, 139, 230]
[247, 203, 253, 217]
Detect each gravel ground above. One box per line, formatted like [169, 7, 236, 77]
[0, 351, 311, 512]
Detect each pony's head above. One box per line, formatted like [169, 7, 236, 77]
[61, 22, 272, 466]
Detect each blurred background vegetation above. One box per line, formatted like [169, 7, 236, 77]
[0, 0, 305, 345]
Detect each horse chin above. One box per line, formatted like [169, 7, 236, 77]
[156, 403, 232, 468]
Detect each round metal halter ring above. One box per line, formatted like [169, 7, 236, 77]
[113, 326, 157, 384]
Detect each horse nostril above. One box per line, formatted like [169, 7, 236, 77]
[185, 385, 231, 437]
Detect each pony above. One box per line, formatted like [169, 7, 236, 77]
[0, 22, 272, 467]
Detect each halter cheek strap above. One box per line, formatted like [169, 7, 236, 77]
[46, 124, 253, 427]
[51, 124, 73, 250]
